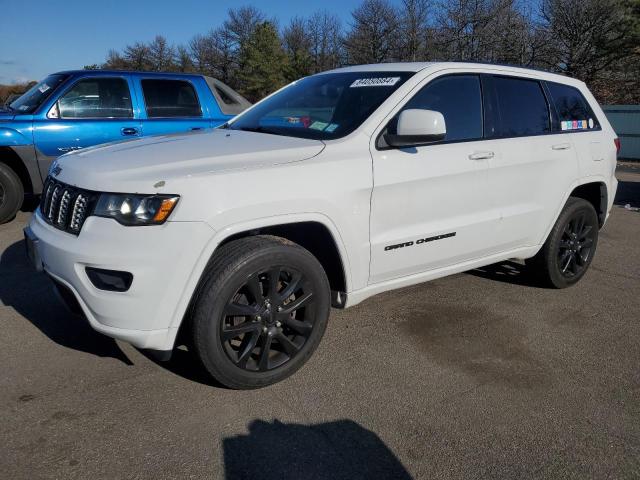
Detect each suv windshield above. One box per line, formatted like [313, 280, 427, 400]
[9, 74, 69, 114]
[228, 72, 414, 140]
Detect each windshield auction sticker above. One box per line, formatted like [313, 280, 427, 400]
[350, 77, 401, 88]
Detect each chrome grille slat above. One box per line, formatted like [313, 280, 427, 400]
[39, 176, 94, 235]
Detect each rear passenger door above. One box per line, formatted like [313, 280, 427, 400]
[136, 77, 211, 137]
[481, 75, 578, 250]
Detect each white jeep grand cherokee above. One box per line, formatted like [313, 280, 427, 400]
[25, 62, 618, 389]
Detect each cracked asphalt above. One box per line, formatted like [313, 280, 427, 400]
[1, 165, 639, 479]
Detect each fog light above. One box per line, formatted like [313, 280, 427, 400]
[86, 267, 133, 292]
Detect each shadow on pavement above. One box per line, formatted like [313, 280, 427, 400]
[223, 419, 412, 480]
[0, 240, 132, 365]
[614, 180, 640, 208]
[468, 260, 544, 288]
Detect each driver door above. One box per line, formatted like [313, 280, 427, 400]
[369, 74, 499, 284]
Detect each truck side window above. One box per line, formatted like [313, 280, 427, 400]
[388, 75, 483, 142]
[546, 82, 600, 131]
[142, 79, 202, 118]
[58, 77, 133, 119]
[490, 77, 550, 137]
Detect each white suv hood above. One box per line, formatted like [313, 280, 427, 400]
[54, 129, 325, 193]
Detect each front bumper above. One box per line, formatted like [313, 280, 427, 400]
[27, 209, 214, 351]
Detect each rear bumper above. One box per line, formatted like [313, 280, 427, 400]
[27, 209, 214, 351]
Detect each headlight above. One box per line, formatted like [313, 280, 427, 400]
[93, 193, 179, 226]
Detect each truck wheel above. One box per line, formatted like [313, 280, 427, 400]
[0, 163, 24, 224]
[527, 197, 599, 288]
[191, 235, 331, 389]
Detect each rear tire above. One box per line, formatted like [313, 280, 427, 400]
[191, 235, 331, 389]
[527, 197, 599, 288]
[0, 162, 24, 224]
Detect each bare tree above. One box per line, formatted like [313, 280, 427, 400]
[148, 35, 176, 71]
[398, 0, 431, 61]
[175, 45, 194, 72]
[346, 0, 400, 64]
[540, 0, 640, 84]
[224, 6, 266, 48]
[122, 42, 152, 70]
[283, 16, 313, 79]
[307, 11, 344, 72]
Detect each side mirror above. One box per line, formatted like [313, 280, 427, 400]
[384, 109, 446, 148]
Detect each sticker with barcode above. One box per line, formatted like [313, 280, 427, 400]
[350, 77, 400, 88]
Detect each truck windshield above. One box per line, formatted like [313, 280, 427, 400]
[9, 74, 69, 114]
[228, 72, 414, 140]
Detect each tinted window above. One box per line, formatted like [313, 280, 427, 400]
[142, 79, 202, 118]
[57, 77, 133, 118]
[491, 77, 550, 137]
[546, 82, 599, 131]
[388, 75, 483, 142]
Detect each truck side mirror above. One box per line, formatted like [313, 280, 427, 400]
[384, 109, 446, 148]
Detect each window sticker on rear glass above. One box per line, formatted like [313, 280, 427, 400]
[38, 84, 51, 94]
[561, 119, 591, 131]
[350, 77, 401, 88]
[325, 123, 339, 133]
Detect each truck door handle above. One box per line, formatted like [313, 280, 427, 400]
[191, 127, 203, 131]
[552, 143, 571, 150]
[121, 127, 139, 136]
[468, 151, 494, 160]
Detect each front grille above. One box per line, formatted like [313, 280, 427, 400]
[39, 177, 96, 235]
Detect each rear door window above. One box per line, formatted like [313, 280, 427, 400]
[56, 77, 133, 118]
[489, 76, 550, 138]
[141, 79, 202, 118]
[546, 82, 600, 131]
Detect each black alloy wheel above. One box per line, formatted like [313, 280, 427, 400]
[221, 266, 316, 372]
[191, 235, 330, 389]
[557, 209, 597, 279]
[527, 197, 599, 288]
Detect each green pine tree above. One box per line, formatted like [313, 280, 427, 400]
[237, 22, 289, 102]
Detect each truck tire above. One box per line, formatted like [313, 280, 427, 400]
[527, 197, 599, 288]
[191, 235, 331, 389]
[0, 162, 24, 224]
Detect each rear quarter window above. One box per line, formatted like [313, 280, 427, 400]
[546, 82, 600, 132]
[205, 77, 251, 116]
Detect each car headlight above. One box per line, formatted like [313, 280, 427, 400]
[93, 193, 179, 226]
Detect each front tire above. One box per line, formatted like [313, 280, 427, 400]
[527, 197, 599, 288]
[0, 163, 24, 224]
[191, 235, 331, 389]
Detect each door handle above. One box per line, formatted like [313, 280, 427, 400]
[121, 127, 139, 136]
[552, 143, 571, 150]
[191, 127, 203, 131]
[468, 151, 494, 160]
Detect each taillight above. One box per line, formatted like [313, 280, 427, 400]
[614, 138, 621, 154]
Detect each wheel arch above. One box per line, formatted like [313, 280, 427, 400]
[0, 146, 34, 194]
[218, 221, 348, 302]
[171, 214, 352, 340]
[568, 181, 607, 228]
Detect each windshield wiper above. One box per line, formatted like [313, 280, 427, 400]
[234, 125, 287, 137]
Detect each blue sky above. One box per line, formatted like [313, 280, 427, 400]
[0, 0, 379, 84]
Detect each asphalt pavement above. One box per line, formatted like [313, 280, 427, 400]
[1, 165, 639, 479]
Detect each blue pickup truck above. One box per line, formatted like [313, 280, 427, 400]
[0, 70, 250, 223]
